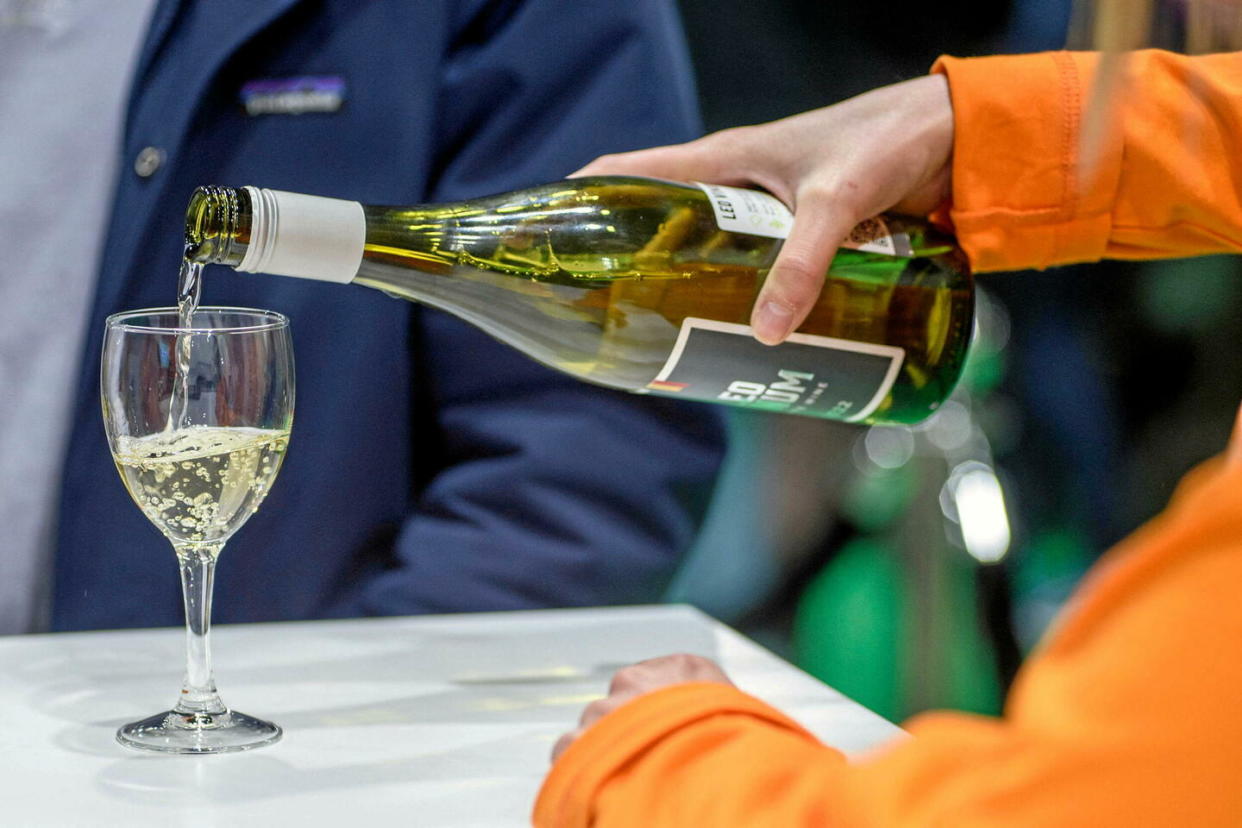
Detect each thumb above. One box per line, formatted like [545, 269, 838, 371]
[750, 190, 851, 345]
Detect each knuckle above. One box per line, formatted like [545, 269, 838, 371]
[688, 128, 755, 176]
[609, 666, 638, 693]
[683, 654, 717, 678]
[772, 255, 826, 296]
[678, 140, 717, 170]
[580, 698, 610, 726]
[670, 652, 703, 669]
[588, 151, 626, 169]
[706, 126, 752, 153]
[796, 183, 835, 205]
[796, 183, 864, 222]
[795, 184, 849, 216]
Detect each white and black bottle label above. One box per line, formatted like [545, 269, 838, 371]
[647, 318, 904, 422]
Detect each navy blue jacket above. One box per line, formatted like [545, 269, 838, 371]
[52, 0, 723, 630]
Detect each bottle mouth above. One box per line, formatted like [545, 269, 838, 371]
[184, 186, 250, 264]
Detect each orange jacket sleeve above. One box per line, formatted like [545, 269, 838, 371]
[534, 51, 1242, 827]
[536, 437, 1242, 826]
[932, 50, 1242, 271]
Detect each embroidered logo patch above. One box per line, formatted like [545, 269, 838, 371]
[240, 76, 345, 116]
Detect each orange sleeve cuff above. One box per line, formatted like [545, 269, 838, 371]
[931, 52, 1122, 272]
[534, 682, 824, 828]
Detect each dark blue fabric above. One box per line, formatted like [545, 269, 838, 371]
[52, 0, 723, 630]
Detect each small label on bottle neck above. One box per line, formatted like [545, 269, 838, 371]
[694, 182, 912, 257]
[645, 317, 904, 422]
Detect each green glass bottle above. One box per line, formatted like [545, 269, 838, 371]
[185, 176, 973, 424]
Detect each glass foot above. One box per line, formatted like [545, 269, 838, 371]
[117, 709, 281, 754]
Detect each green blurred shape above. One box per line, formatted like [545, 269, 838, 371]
[794, 534, 1003, 723]
[840, 467, 914, 533]
[794, 537, 905, 720]
[942, 556, 1004, 717]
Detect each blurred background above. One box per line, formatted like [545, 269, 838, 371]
[665, 0, 1242, 722]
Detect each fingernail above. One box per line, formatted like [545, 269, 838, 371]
[753, 301, 794, 345]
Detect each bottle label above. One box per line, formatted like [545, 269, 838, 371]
[646, 317, 904, 421]
[695, 182, 912, 257]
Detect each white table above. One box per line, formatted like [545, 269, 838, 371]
[0, 604, 903, 826]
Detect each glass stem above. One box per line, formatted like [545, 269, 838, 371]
[173, 543, 227, 721]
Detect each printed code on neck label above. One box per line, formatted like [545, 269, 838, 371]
[695, 182, 912, 257]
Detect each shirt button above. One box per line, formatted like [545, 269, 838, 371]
[133, 146, 166, 178]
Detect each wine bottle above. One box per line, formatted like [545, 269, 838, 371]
[185, 177, 973, 424]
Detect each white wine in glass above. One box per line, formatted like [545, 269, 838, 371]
[102, 307, 294, 754]
[113, 427, 290, 545]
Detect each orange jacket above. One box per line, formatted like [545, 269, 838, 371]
[942, 50, 1242, 271]
[535, 50, 1242, 827]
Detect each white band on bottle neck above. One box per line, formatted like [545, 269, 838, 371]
[238, 187, 365, 283]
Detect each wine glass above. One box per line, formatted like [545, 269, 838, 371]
[101, 307, 294, 753]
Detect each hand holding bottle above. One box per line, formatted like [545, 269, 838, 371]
[573, 74, 955, 345]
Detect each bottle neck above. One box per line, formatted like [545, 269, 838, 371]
[184, 186, 367, 284]
[184, 186, 252, 266]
